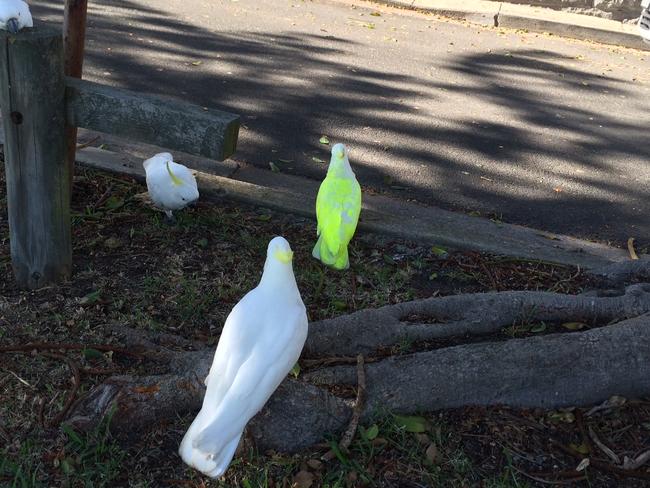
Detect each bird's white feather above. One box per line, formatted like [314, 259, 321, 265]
[142, 153, 199, 215]
[179, 237, 308, 478]
[0, 0, 33, 32]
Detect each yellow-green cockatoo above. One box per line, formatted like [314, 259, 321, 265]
[143, 152, 199, 220]
[0, 0, 32, 34]
[312, 143, 361, 270]
[178, 236, 308, 478]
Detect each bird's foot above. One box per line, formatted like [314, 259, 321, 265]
[163, 211, 176, 225]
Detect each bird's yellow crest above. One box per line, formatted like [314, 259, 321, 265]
[274, 249, 294, 263]
[166, 161, 184, 186]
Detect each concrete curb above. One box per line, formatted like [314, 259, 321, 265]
[73, 143, 642, 270]
[371, 0, 649, 50]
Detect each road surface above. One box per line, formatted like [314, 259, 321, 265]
[33, 0, 650, 244]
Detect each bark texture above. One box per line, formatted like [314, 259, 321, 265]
[66, 284, 650, 452]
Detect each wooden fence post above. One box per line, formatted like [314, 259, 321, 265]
[63, 0, 88, 190]
[0, 25, 72, 289]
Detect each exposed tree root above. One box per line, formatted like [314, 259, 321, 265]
[66, 285, 650, 453]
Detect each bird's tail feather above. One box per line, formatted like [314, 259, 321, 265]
[333, 245, 349, 270]
[206, 432, 242, 478]
[312, 234, 323, 260]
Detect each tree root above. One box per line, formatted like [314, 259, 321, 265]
[65, 285, 650, 453]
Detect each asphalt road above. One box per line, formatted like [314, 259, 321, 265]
[33, 0, 650, 244]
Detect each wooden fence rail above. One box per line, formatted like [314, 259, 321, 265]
[0, 23, 240, 289]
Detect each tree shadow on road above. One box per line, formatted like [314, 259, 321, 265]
[32, 0, 649, 242]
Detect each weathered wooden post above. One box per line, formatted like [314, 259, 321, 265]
[0, 25, 72, 288]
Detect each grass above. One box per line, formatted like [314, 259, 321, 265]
[0, 166, 646, 487]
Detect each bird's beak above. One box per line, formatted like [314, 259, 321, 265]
[6, 18, 20, 35]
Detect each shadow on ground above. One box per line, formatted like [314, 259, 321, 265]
[31, 0, 650, 243]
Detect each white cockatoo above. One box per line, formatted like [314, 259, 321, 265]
[640, 0, 650, 44]
[179, 236, 309, 478]
[312, 143, 361, 270]
[142, 152, 199, 220]
[0, 0, 32, 34]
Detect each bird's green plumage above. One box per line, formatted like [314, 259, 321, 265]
[313, 144, 361, 270]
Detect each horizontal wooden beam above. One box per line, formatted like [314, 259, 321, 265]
[65, 78, 239, 161]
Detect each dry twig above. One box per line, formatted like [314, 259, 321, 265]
[0, 342, 146, 359]
[322, 354, 366, 460]
[42, 352, 81, 427]
[623, 450, 650, 471]
[588, 426, 621, 464]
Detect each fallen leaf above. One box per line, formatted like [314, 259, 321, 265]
[319, 135, 330, 145]
[292, 470, 314, 488]
[103, 196, 124, 210]
[312, 156, 326, 163]
[562, 322, 586, 330]
[290, 363, 301, 379]
[576, 457, 590, 471]
[570, 442, 591, 455]
[548, 411, 575, 423]
[104, 237, 122, 249]
[414, 433, 430, 445]
[365, 424, 379, 441]
[425, 443, 438, 463]
[394, 414, 428, 433]
[82, 348, 104, 360]
[430, 246, 448, 258]
[80, 290, 102, 305]
[370, 11, 381, 16]
[191, 60, 202, 66]
[306, 459, 322, 470]
[530, 323, 547, 333]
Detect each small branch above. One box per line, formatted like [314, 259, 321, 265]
[628, 238, 639, 260]
[623, 450, 650, 471]
[588, 426, 620, 464]
[322, 354, 366, 461]
[340, 354, 366, 451]
[43, 352, 81, 427]
[92, 184, 112, 210]
[552, 440, 650, 481]
[0, 342, 148, 359]
[76, 135, 100, 151]
[510, 465, 585, 485]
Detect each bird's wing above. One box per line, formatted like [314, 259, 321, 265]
[192, 305, 307, 454]
[316, 176, 359, 255]
[203, 291, 260, 395]
[339, 179, 361, 243]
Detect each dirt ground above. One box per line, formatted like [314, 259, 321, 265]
[1, 166, 649, 487]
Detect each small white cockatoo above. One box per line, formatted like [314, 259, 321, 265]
[312, 143, 361, 270]
[0, 0, 32, 34]
[142, 152, 199, 220]
[179, 236, 308, 478]
[640, 0, 650, 45]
